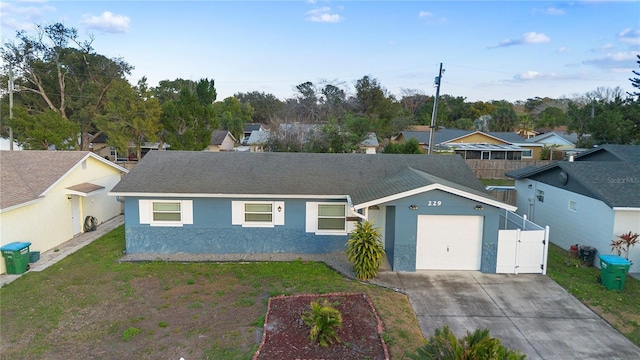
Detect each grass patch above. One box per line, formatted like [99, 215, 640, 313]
[0, 225, 424, 359]
[546, 243, 640, 346]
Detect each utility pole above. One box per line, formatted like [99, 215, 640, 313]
[8, 66, 14, 150]
[427, 62, 443, 155]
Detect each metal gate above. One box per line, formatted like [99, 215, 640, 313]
[496, 212, 549, 274]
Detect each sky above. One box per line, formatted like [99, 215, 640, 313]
[1, 0, 639, 103]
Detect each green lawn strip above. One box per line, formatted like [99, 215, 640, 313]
[546, 244, 640, 346]
[0, 226, 424, 359]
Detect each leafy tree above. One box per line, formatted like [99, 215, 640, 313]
[1, 23, 132, 150]
[383, 138, 422, 154]
[400, 88, 429, 118]
[455, 118, 475, 130]
[320, 82, 350, 122]
[354, 75, 399, 137]
[536, 106, 567, 128]
[8, 107, 79, 150]
[235, 91, 284, 124]
[489, 102, 518, 132]
[158, 78, 219, 150]
[409, 326, 526, 360]
[467, 101, 496, 121]
[346, 220, 385, 281]
[294, 81, 320, 122]
[629, 54, 640, 100]
[215, 96, 253, 141]
[95, 78, 161, 159]
[305, 121, 358, 153]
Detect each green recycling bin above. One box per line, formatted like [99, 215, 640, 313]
[1, 242, 32, 275]
[599, 255, 631, 291]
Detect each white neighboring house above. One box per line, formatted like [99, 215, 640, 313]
[0, 137, 23, 151]
[358, 133, 379, 154]
[246, 130, 270, 152]
[525, 131, 578, 150]
[0, 151, 128, 274]
[506, 145, 640, 272]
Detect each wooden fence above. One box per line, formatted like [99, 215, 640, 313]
[465, 159, 552, 179]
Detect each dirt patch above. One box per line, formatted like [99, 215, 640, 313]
[255, 293, 389, 360]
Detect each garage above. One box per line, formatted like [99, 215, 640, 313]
[416, 215, 483, 270]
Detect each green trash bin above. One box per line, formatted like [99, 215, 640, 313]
[1, 242, 32, 275]
[599, 255, 631, 291]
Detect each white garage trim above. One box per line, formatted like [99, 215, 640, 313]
[416, 215, 483, 270]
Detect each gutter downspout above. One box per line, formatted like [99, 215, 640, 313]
[346, 195, 367, 221]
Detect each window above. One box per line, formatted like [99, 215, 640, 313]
[231, 201, 284, 227]
[536, 190, 545, 203]
[153, 202, 181, 221]
[318, 204, 346, 231]
[568, 200, 577, 212]
[139, 199, 193, 227]
[521, 149, 533, 158]
[244, 203, 273, 223]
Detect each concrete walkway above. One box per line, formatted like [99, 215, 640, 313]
[0, 215, 124, 287]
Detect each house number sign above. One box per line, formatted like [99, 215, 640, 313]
[427, 201, 442, 206]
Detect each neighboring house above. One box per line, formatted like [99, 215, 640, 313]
[90, 133, 169, 161]
[506, 144, 640, 271]
[0, 138, 23, 151]
[397, 129, 542, 159]
[246, 130, 270, 152]
[243, 123, 267, 139]
[109, 151, 527, 273]
[0, 151, 128, 274]
[358, 133, 379, 154]
[205, 130, 236, 152]
[525, 131, 578, 150]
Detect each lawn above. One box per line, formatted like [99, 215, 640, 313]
[0, 226, 424, 359]
[546, 243, 640, 347]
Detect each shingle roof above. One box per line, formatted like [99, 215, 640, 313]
[210, 130, 234, 146]
[1, 151, 89, 209]
[574, 144, 640, 163]
[111, 151, 492, 206]
[556, 161, 640, 208]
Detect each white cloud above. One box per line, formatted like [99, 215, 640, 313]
[583, 51, 639, 70]
[513, 71, 562, 81]
[305, 7, 343, 23]
[0, 1, 56, 31]
[490, 32, 551, 48]
[618, 28, 640, 46]
[533, 7, 565, 16]
[418, 10, 446, 24]
[593, 43, 616, 52]
[557, 47, 570, 53]
[82, 11, 130, 33]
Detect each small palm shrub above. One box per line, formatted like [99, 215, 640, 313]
[302, 299, 342, 347]
[346, 220, 385, 280]
[409, 326, 526, 360]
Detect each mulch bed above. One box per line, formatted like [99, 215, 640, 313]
[254, 292, 389, 360]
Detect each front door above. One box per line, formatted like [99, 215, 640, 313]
[70, 196, 82, 235]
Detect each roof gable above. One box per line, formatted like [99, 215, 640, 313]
[1, 151, 127, 210]
[210, 130, 236, 145]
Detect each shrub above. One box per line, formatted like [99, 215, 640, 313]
[408, 326, 526, 360]
[302, 299, 342, 347]
[346, 220, 385, 280]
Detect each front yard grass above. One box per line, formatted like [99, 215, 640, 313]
[0, 226, 424, 359]
[546, 243, 640, 347]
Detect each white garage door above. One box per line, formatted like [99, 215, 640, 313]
[416, 215, 483, 270]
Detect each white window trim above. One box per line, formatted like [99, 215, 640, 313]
[521, 149, 533, 158]
[306, 202, 350, 236]
[232, 201, 284, 228]
[568, 200, 577, 212]
[139, 199, 193, 227]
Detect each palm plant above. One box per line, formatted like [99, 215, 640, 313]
[346, 219, 385, 280]
[409, 326, 526, 360]
[611, 231, 639, 261]
[302, 299, 342, 347]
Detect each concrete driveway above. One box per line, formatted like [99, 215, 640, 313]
[374, 271, 640, 360]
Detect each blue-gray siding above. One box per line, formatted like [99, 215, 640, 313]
[378, 189, 501, 272]
[124, 197, 348, 254]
